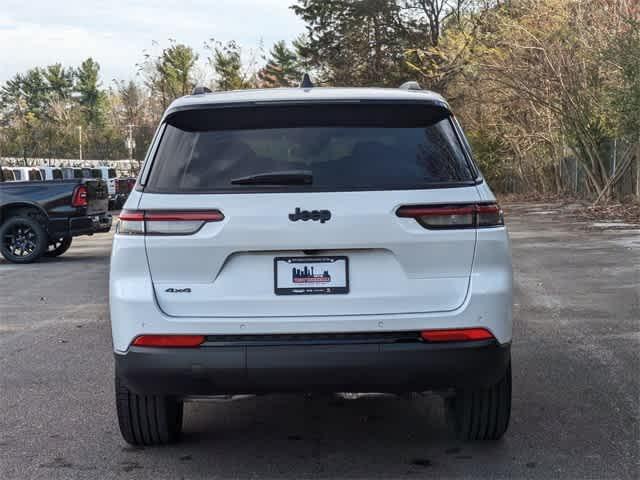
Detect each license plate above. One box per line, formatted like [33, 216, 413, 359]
[274, 256, 349, 295]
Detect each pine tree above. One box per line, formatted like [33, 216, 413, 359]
[291, 0, 410, 86]
[75, 58, 106, 126]
[210, 41, 252, 91]
[258, 41, 303, 87]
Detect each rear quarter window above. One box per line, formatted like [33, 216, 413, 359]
[146, 103, 476, 193]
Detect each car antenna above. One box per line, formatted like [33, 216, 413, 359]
[300, 73, 314, 89]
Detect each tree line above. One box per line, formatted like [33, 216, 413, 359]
[1, 0, 638, 200]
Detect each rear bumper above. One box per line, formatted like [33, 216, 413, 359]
[68, 213, 112, 236]
[115, 339, 510, 396]
[50, 213, 112, 237]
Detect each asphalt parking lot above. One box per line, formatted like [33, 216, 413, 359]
[1, 203, 638, 479]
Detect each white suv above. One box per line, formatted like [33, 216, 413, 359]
[110, 83, 513, 446]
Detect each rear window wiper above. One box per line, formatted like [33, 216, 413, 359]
[230, 170, 313, 185]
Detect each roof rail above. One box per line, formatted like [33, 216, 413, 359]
[399, 81, 422, 91]
[192, 86, 212, 95]
[300, 73, 314, 89]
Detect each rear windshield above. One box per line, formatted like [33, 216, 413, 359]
[146, 104, 475, 193]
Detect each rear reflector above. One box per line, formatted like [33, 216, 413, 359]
[132, 335, 205, 347]
[71, 185, 88, 207]
[118, 210, 224, 235]
[420, 328, 494, 342]
[396, 203, 504, 229]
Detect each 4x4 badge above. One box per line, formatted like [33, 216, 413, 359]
[288, 208, 331, 224]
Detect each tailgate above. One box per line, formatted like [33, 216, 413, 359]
[137, 101, 481, 319]
[84, 180, 109, 215]
[140, 188, 479, 318]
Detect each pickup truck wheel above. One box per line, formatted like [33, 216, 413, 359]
[45, 236, 73, 257]
[0, 216, 48, 264]
[115, 376, 183, 446]
[447, 362, 511, 441]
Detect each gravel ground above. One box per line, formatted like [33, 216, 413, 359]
[0, 203, 638, 479]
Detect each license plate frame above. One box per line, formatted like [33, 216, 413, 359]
[274, 256, 349, 295]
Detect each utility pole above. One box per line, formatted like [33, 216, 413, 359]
[77, 126, 83, 161]
[126, 124, 135, 160]
[126, 124, 137, 175]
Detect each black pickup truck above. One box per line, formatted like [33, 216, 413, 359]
[0, 167, 112, 263]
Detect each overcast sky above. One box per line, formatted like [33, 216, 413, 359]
[0, 0, 305, 84]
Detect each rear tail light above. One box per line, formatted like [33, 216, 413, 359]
[476, 203, 504, 227]
[118, 210, 145, 235]
[396, 203, 503, 229]
[71, 185, 88, 207]
[118, 210, 224, 235]
[420, 328, 494, 342]
[132, 335, 205, 347]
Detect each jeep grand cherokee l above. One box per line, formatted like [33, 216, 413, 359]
[110, 83, 513, 445]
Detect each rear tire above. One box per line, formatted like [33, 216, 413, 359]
[447, 362, 511, 441]
[45, 236, 73, 257]
[0, 216, 48, 264]
[115, 376, 184, 446]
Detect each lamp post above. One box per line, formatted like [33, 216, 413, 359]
[77, 126, 83, 161]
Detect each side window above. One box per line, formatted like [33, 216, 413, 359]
[29, 169, 42, 181]
[108, 168, 117, 178]
[52, 169, 63, 180]
[451, 117, 480, 178]
[14, 170, 22, 180]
